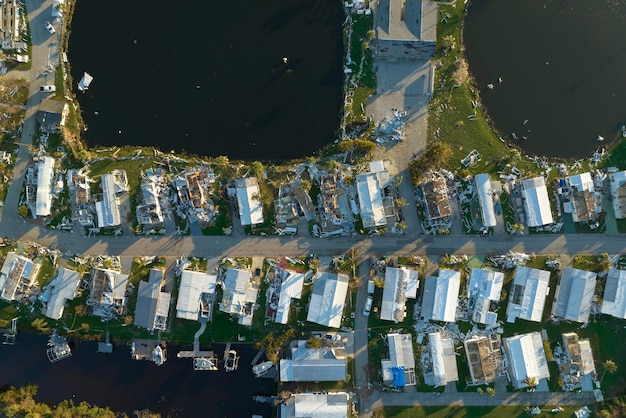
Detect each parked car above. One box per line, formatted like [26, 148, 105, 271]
[363, 295, 373, 316]
[367, 280, 375, 295]
[44, 21, 55, 34]
[40, 85, 56, 92]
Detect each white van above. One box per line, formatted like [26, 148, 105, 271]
[363, 296, 373, 316]
[367, 280, 375, 294]
[40, 85, 56, 92]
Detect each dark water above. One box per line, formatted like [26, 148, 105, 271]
[464, 0, 626, 158]
[0, 333, 273, 417]
[67, 0, 345, 161]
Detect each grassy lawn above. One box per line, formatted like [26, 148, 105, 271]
[87, 156, 157, 198]
[374, 405, 581, 418]
[201, 197, 231, 235]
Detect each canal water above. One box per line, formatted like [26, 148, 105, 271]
[464, 0, 626, 158]
[0, 333, 274, 417]
[67, 0, 345, 161]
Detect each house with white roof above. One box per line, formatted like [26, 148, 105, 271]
[380, 266, 419, 323]
[506, 266, 550, 323]
[219, 267, 258, 326]
[89, 268, 129, 318]
[468, 268, 504, 325]
[96, 170, 128, 228]
[559, 332, 596, 391]
[235, 177, 264, 226]
[475, 173, 497, 228]
[134, 269, 171, 331]
[271, 266, 305, 324]
[0, 0, 20, 41]
[43, 267, 81, 320]
[280, 392, 350, 418]
[280, 340, 346, 382]
[381, 333, 416, 387]
[176, 270, 217, 321]
[601, 267, 626, 319]
[0, 252, 40, 302]
[306, 272, 349, 328]
[551, 267, 596, 323]
[566, 172, 600, 223]
[503, 332, 550, 389]
[420, 269, 460, 323]
[136, 182, 164, 228]
[425, 331, 459, 387]
[464, 334, 502, 385]
[355, 172, 386, 229]
[521, 177, 554, 227]
[609, 170, 626, 219]
[25, 156, 55, 219]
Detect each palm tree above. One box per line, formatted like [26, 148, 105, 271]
[512, 223, 525, 235]
[523, 376, 538, 388]
[601, 360, 618, 382]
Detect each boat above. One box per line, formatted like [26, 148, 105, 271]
[224, 349, 240, 372]
[621, 125, 626, 137]
[153, 345, 165, 366]
[596, 135, 605, 142]
[78, 72, 93, 91]
[252, 361, 274, 377]
[193, 356, 218, 371]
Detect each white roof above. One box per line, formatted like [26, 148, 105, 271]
[96, 174, 121, 227]
[355, 173, 386, 229]
[36, 157, 55, 217]
[369, 160, 386, 173]
[0, 252, 38, 301]
[307, 272, 349, 328]
[280, 340, 346, 382]
[552, 267, 596, 323]
[475, 174, 497, 227]
[45, 268, 80, 320]
[235, 177, 264, 226]
[601, 268, 626, 319]
[134, 269, 170, 330]
[388, 333, 415, 369]
[220, 268, 257, 324]
[421, 269, 460, 323]
[610, 170, 626, 219]
[521, 177, 554, 227]
[282, 392, 349, 418]
[275, 269, 305, 324]
[176, 270, 217, 321]
[567, 172, 593, 192]
[506, 266, 550, 322]
[468, 268, 504, 301]
[562, 333, 596, 376]
[504, 332, 550, 388]
[429, 332, 459, 386]
[380, 267, 419, 322]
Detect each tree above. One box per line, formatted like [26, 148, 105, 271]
[251, 161, 264, 179]
[306, 336, 322, 349]
[17, 205, 28, 218]
[30, 318, 51, 333]
[300, 179, 311, 192]
[511, 223, 525, 234]
[75, 304, 88, 316]
[395, 197, 408, 208]
[601, 359, 618, 382]
[124, 315, 133, 325]
[523, 376, 538, 388]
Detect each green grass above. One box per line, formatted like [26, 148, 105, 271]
[201, 197, 231, 235]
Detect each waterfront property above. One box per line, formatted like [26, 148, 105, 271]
[175, 269, 217, 321]
[521, 177, 554, 228]
[42, 267, 81, 320]
[475, 174, 497, 228]
[609, 170, 626, 219]
[380, 266, 419, 323]
[134, 268, 170, 331]
[464, 334, 503, 385]
[503, 331, 550, 389]
[564, 172, 601, 223]
[37, 99, 69, 132]
[96, 170, 129, 228]
[355, 172, 386, 229]
[506, 266, 550, 323]
[234, 177, 264, 227]
[171, 166, 216, 225]
[88, 267, 129, 319]
[381, 333, 416, 387]
[219, 267, 258, 326]
[306, 272, 349, 328]
[600, 267, 626, 319]
[66, 168, 94, 227]
[136, 182, 164, 230]
[419, 173, 452, 229]
[25, 156, 55, 219]
[424, 331, 459, 387]
[275, 180, 316, 226]
[467, 268, 504, 325]
[280, 392, 350, 418]
[0, 252, 40, 302]
[556, 332, 596, 391]
[267, 265, 305, 325]
[279, 339, 347, 382]
[551, 267, 596, 323]
[420, 269, 460, 323]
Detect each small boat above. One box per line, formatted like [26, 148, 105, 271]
[224, 349, 240, 372]
[194, 356, 218, 371]
[153, 345, 165, 366]
[596, 135, 605, 142]
[621, 125, 626, 137]
[252, 361, 274, 377]
[78, 72, 93, 91]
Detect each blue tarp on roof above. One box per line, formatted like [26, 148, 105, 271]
[391, 366, 405, 387]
